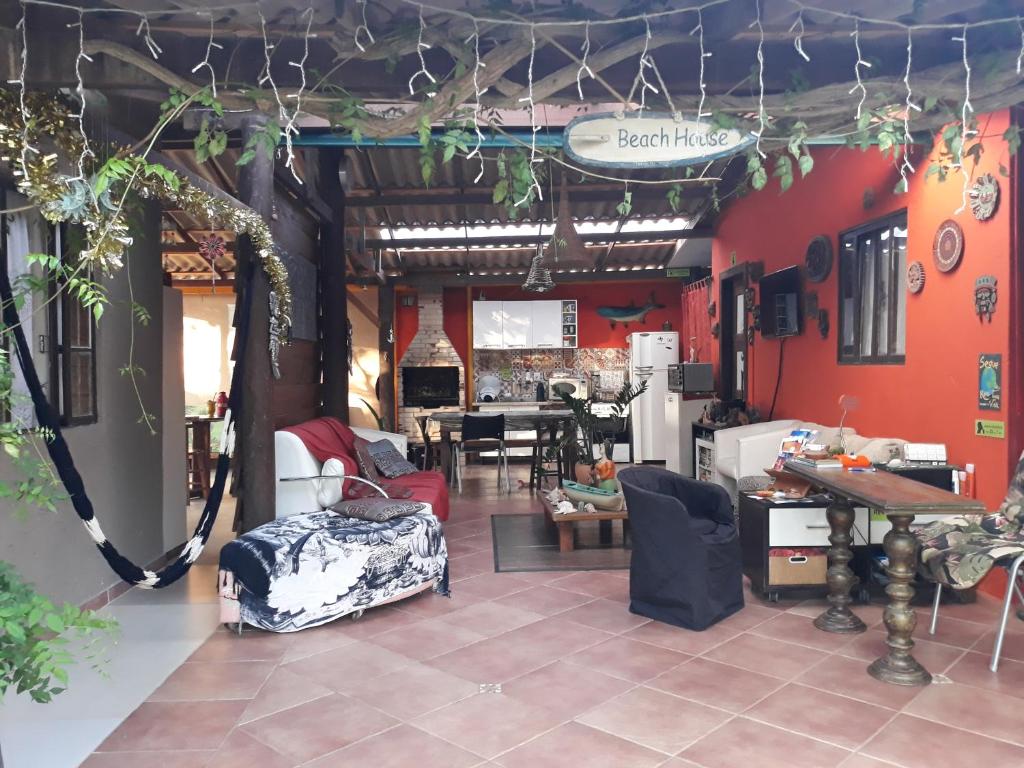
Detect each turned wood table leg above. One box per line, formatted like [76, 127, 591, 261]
[869, 512, 931, 686]
[814, 499, 867, 634]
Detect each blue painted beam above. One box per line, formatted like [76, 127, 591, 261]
[290, 129, 563, 148]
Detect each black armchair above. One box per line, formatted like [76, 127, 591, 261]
[618, 466, 744, 630]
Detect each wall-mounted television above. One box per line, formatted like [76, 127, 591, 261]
[402, 366, 460, 408]
[759, 266, 803, 338]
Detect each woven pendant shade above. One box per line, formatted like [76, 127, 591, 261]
[522, 244, 555, 292]
[547, 177, 591, 271]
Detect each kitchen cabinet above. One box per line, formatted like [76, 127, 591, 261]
[502, 302, 532, 348]
[473, 301, 504, 349]
[531, 300, 562, 348]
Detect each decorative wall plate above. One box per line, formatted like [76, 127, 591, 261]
[805, 236, 833, 283]
[933, 219, 963, 273]
[969, 173, 999, 220]
[906, 261, 926, 294]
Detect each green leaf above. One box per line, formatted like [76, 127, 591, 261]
[236, 149, 256, 166]
[492, 179, 508, 204]
[923, 96, 938, 113]
[751, 166, 767, 191]
[798, 152, 814, 177]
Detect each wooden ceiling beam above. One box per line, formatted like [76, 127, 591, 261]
[343, 184, 711, 208]
[365, 226, 712, 250]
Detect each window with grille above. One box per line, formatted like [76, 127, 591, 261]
[838, 212, 907, 365]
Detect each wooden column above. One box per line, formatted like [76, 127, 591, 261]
[317, 148, 349, 421]
[233, 114, 276, 532]
[378, 281, 396, 431]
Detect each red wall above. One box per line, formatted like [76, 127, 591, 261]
[468, 281, 683, 347]
[712, 111, 1015, 514]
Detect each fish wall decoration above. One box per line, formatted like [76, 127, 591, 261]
[597, 292, 665, 328]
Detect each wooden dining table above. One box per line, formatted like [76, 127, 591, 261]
[784, 461, 985, 686]
[186, 415, 222, 499]
[429, 409, 575, 482]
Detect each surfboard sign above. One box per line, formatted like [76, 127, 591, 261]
[563, 112, 756, 169]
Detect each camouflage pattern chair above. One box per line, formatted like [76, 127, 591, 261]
[915, 451, 1024, 672]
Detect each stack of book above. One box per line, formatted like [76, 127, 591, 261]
[789, 455, 843, 469]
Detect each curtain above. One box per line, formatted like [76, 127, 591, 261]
[681, 278, 712, 364]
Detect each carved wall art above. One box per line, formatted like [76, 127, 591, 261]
[906, 261, 926, 293]
[969, 173, 999, 220]
[975, 275, 997, 321]
[933, 219, 964, 273]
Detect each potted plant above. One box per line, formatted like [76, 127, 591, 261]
[558, 379, 648, 486]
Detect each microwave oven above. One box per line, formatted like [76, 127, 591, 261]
[548, 376, 587, 401]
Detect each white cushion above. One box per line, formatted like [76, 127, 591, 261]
[316, 458, 348, 509]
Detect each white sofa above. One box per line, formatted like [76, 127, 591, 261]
[274, 426, 408, 518]
[713, 419, 907, 503]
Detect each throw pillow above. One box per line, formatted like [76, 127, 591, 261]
[346, 481, 415, 500]
[353, 436, 383, 482]
[330, 499, 426, 522]
[367, 439, 418, 479]
[317, 456, 358, 508]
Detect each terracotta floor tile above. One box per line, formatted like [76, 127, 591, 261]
[787, 600, 886, 628]
[239, 666, 333, 724]
[838, 755, 901, 768]
[797, 654, 923, 710]
[553, 571, 631, 598]
[561, 598, 652, 634]
[436, 599, 545, 637]
[455, 572, 532, 600]
[348, 661, 479, 720]
[714, 602, 781, 631]
[500, 615, 615, 657]
[680, 716, 850, 768]
[447, 534, 494, 558]
[648, 657, 784, 713]
[501, 569, 583, 585]
[494, 722, 666, 768]
[622, 618, 740, 656]
[935, 594, 1002, 625]
[241, 693, 397, 764]
[502, 659, 633, 719]
[449, 552, 497, 582]
[304, 724, 484, 768]
[971, 626, 1024, 662]
[566, 635, 691, 683]
[202, 730, 296, 768]
[147, 660, 275, 702]
[836, 629, 966, 674]
[80, 751, 215, 768]
[749, 612, 859, 652]
[283, 640, 414, 693]
[493, 585, 595, 616]
[373, 616, 486, 660]
[860, 714, 1024, 768]
[277, 619, 366, 663]
[96, 700, 247, 752]
[744, 683, 895, 750]
[394, 587, 483, 617]
[413, 693, 556, 759]
[922, 615, 992, 649]
[188, 629, 292, 662]
[426, 633, 553, 683]
[905, 680, 1024, 745]
[703, 633, 828, 680]
[579, 686, 731, 754]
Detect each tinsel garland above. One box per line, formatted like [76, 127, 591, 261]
[0, 90, 291, 348]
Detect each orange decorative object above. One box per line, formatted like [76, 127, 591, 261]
[594, 458, 616, 482]
[838, 454, 872, 469]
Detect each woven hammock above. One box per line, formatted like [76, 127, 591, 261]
[0, 257, 254, 589]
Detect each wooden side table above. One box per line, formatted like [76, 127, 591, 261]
[540, 492, 629, 552]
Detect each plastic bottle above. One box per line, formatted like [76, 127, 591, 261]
[965, 463, 976, 498]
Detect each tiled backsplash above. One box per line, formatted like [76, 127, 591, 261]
[473, 347, 629, 402]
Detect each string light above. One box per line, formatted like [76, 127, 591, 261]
[790, 10, 810, 62]
[354, 0, 375, 53]
[135, 15, 163, 59]
[190, 13, 222, 98]
[408, 5, 436, 96]
[691, 9, 713, 121]
[899, 27, 919, 190]
[1017, 16, 1023, 74]
[576, 20, 593, 100]
[636, 16, 659, 116]
[282, 6, 315, 183]
[953, 23, 974, 215]
[12, 4, 34, 185]
[69, 9, 94, 184]
[515, 24, 542, 207]
[752, 0, 767, 158]
[464, 18, 486, 183]
[850, 19, 871, 121]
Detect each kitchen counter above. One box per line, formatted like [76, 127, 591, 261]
[473, 401, 560, 410]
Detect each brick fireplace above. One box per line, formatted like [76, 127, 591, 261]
[397, 287, 465, 441]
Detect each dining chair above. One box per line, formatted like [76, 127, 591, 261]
[451, 414, 509, 494]
[917, 450, 1024, 672]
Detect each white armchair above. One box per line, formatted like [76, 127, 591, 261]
[274, 426, 408, 519]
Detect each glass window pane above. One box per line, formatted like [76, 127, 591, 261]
[69, 349, 94, 418]
[893, 223, 907, 355]
[859, 235, 875, 357]
[876, 229, 891, 356]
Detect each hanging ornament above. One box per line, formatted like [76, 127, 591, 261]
[548, 175, 590, 271]
[969, 173, 999, 220]
[198, 233, 226, 291]
[522, 245, 555, 293]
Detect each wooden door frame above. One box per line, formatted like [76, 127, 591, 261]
[718, 261, 754, 402]
[1009, 106, 1023, 476]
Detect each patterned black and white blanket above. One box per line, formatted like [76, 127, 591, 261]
[219, 507, 448, 632]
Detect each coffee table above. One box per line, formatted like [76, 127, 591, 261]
[540, 491, 629, 552]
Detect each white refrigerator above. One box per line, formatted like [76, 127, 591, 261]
[628, 332, 679, 462]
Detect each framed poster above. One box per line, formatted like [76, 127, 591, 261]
[978, 353, 1001, 411]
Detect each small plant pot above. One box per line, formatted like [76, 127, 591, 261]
[574, 462, 596, 486]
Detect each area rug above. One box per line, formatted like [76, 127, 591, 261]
[491, 513, 630, 572]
